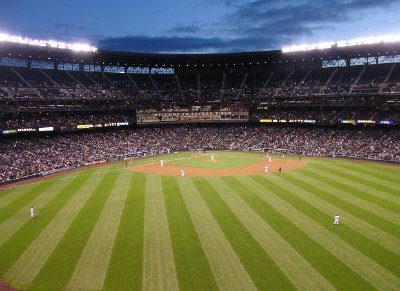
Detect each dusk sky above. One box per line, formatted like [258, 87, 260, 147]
[1, 0, 400, 53]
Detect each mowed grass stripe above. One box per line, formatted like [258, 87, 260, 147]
[29, 171, 119, 291]
[142, 175, 179, 291]
[208, 178, 327, 290]
[197, 178, 297, 291]
[320, 159, 400, 180]
[0, 179, 56, 224]
[178, 178, 257, 291]
[282, 172, 400, 256]
[0, 172, 91, 277]
[319, 162, 400, 193]
[267, 174, 400, 277]
[4, 167, 110, 289]
[0, 175, 76, 248]
[234, 176, 374, 290]
[301, 168, 400, 227]
[102, 173, 146, 291]
[312, 163, 400, 204]
[0, 183, 38, 209]
[293, 170, 400, 240]
[250, 175, 400, 290]
[66, 171, 133, 291]
[162, 177, 219, 291]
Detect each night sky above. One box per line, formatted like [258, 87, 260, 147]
[1, 0, 400, 53]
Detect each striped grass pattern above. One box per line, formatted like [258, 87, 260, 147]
[0, 153, 399, 290]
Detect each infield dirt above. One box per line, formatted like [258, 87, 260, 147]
[128, 159, 307, 177]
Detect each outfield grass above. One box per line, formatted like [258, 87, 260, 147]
[0, 151, 399, 290]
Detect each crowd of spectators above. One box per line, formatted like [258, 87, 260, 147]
[2, 64, 400, 102]
[250, 108, 400, 124]
[2, 108, 398, 130]
[0, 112, 134, 129]
[1, 124, 399, 183]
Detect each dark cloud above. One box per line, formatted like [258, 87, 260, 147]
[223, 0, 399, 41]
[97, 35, 281, 53]
[166, 23, 201, 35]
[97, 0, 399, 53]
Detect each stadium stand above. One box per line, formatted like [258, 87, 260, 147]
[0, 39, 399, 183]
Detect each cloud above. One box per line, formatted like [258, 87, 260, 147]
[96, 34, 281, 53]
[222, 0, 399, 41]
[98, 0, 400, 53]
[166, 23, 202, 35]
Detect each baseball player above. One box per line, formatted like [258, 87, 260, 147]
[333, 214, 340, 226]
[30, 206, 35, 219]
[160, 159, 164, 167]
[180, 169, 185, 177]
[264, 165, 269, 173]
[268, 157, 272, 163]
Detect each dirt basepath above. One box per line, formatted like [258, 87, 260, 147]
[128, 159, 307, 177]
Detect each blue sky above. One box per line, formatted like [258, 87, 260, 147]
[1, 0, 400, 53]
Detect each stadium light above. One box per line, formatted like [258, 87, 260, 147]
[0, 33, 97, 52]
[282, 34, 400, 53]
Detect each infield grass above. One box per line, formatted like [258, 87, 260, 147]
[0, 151, 399, 291]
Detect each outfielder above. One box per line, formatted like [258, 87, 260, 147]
[30, 206, 35, 219]
[333, 214, 340, 226]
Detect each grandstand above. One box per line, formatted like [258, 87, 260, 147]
[1, 36, 400, 184]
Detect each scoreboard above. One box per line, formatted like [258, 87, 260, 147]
[137, 106, 249, 124]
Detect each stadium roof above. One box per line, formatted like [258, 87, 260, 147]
[1, 40, 400, 68]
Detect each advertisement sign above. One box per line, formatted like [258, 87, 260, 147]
[1, 129, 17, 134]
[340, 120, 356, 124]
[377, 120, 395, 125]
[38, 127, 54, 132]
[357, 120, 375, 124]
[17, 128, 37, 132]
[77, 124, 93, 129]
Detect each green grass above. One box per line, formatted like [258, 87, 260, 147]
[167, 151, 262, 169]
[0, 151, 399, 290]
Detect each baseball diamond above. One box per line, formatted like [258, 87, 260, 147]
[0, 151, 399, 290]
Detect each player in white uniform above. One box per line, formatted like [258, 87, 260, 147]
[264, 165, 268, 173]
[180, 169, 185, 177]
[30, 206, 35, 219]
[333, 214, 340, 226]
[160, 160, 164, 167]
[268, 157, 272, 163]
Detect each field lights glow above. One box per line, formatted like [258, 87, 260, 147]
[282, 34, 400, 53]
[0, 33, 97, 52]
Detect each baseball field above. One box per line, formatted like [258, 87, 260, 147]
[0, 151, 399, 290]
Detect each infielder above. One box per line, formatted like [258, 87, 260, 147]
[268, 156, 272, 163]
[180, 169, 185, 177]
[333, 214, 340, 226]
[160, 159, 164, 167]
[264, 165, 269, 173]
[30, 206, 35, 219]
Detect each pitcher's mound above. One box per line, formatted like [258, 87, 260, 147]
[128, 159, 307, 177]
